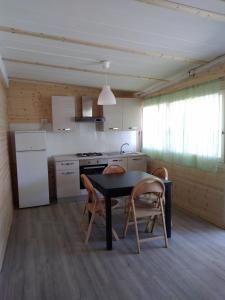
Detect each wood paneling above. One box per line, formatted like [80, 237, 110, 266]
[147, 158, 225, 228]
[0, 80, 13, 271]
[8, 79, 135, 123]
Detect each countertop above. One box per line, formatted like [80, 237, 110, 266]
[53, 152, 146, 162]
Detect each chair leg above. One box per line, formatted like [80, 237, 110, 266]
[112, 227, 120, 241]
[82, 194, 90, 216]
[160, 198, 168, 248]
[100, 215, 119, 241]
[145, 216, 154, 233]
[123, 196, 129, 216]
[150, 216, 157, 233]
[132, 204, 140, 254]
[123, 204, 131, 238]
[85, 212, 96, 244]
[82, 205, 86, 216]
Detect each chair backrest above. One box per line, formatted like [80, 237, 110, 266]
[80, 174, 98, 203]
[131, 177, 165, 202]
[103, 165, 126, 175]
[152, 167, 168, 180]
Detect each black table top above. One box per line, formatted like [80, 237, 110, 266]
[88, 171, 172, 197]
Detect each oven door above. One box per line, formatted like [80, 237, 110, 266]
[80, 164, 107, 189]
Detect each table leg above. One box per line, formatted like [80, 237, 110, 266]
[88, 195, 92, 223]
[105, 195, 112, 250]
[165, 183, 172, 238]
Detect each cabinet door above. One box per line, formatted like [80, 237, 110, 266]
[122, 98, 142, 131]
[103, 99, 123, 131]
[56, 160, 79, 171]
[52, 96, 75, 132]
[108, 157, 128, 170]
[56, 169, 80, 198]
[127, 156, 147, 172]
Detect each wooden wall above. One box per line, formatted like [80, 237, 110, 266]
[7, 79, 137, 202]
[8, 79, 225, 228]
[7, 79, 135, 123]
[0, 80, 13, 271]
[148, 159, 225, 228]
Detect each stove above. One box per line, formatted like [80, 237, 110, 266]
[76, 152, 103, 158]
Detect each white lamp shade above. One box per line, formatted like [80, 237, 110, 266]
[97, 85, 116, 105]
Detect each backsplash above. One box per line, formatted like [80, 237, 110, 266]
[10, 122, 138, 156]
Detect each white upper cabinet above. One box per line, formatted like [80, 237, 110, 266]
[102, 98, 141, 131]
[122, 98, 142, 131]
[52, 96, 75, 132]
[103, 99, 123, 131]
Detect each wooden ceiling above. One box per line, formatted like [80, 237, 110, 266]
[1, 0, 225, 92]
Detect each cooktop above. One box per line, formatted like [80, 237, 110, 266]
[76, 152, 103, 158]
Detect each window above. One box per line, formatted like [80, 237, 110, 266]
[142, 82, 224, 171]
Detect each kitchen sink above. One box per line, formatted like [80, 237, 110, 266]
[106, 151, 141, 156]
[122, 151, 141, 155]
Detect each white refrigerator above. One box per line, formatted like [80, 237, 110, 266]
[15, 131, 50, 208]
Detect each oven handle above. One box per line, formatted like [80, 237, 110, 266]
[82, 165, 106, 170]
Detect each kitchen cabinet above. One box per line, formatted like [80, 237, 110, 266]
[127, 156, 147, 172]
[55, 160, 80, 199]
[122, 98, 142, 131]
[108, 157, 128, 170]
[52, 96, 75, 132]
[102, 98, 141, 131]
[103, 99, 123, 131]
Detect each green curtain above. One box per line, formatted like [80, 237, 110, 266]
[142, 80, 223, 172]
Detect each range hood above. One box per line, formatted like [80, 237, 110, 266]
[75, 96, 105, 123]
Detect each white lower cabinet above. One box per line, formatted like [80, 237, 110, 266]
[55, 160, 80, 199]
[127, 156, 147, 172]
[108, 157, 128, 170]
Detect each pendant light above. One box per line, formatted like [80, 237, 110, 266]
[97, 61, 116, 105]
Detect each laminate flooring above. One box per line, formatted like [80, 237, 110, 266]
[1, 200, 225, 300]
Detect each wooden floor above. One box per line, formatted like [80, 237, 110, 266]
[1, 201, 225, 300]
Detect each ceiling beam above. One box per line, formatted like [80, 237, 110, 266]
[138, 53, 225, 97]
[0, 26, 207, 65]
[141, 61, 225, 98]
[3, 58, 170, 82]
[0, 56, 9, 87]
[136, 0, 225, 22]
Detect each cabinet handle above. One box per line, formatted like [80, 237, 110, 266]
[109, 127, 119, 130]
[112, 159, 122, 162]
[58, 128, 71, 131]
[128, 127, 138, 130]
[82, 166, 105, 170]
[61, 162, 74, 166]
[132, 158, 141, 161]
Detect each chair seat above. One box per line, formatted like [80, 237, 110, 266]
[138, 193, 158, 203]
[135, 197, 157, 209]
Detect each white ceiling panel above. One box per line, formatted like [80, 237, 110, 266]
[1, 0, 225, 91]
[5, 61, 152, 91]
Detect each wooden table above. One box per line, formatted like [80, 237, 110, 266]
[88, 171, 172, 250]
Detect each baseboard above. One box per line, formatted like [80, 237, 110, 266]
[173, 204, 225, 230]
